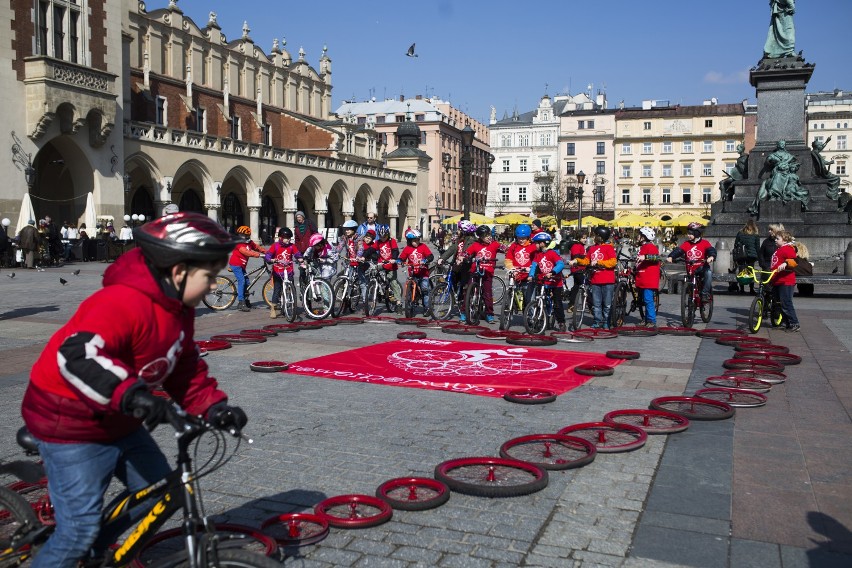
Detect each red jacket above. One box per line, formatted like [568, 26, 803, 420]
[465, 241, 505, 275]
[587, 244, 617, 285]
[399, 244, 433, 277]
[375, 238, 400, 270]
[635, 242, 661, 289]
[505, 242, 536, 282]
[265, 241, 301, 275]
[21, 248, 228, 443]
[228, 240, 263, 269]
[770, 243, 797, 286]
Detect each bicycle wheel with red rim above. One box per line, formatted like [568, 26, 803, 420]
[704, 375, 772, 392]
[715, 335, 756, 347]
[722, 369, 786, 384]
[574, 364, 615, 377]
[195, 340, 232, 351]
[606, 350, 640, 360]
[263, 323, 301, 333]
[434, 457, 548, 498]
[615, 326, 658, 337]
[395, 317, 429, 326]
[209, 334, 267, 344]
[477, 329, 523, 341]
[736, 351, 801, 365]
[572, 328, 618, 340]
[602, 409, 690, 435]
[442, 324, 488, 336]
[503, 388, 557, 404]
[556, 422, 648, 453]
[695, 388, 768, 408]
[656, 326, 697, 336]
[314, 495, 393, 529]
[397, 331, 427, 340]
[260, 513, 329, 547]
[375, 477, 450, 511]
[250, 361, 289, 373]
[132, 523, 278, 567]
[240, 328, 277, 337]
[722, 358, 784, 371]
[364, 316, 399, 324]
[550, 331, 593, 343]
[696, 328, 745, 338]
[650, 396, 734, 420]
[505, 334, 558, 347]
[336, 316, 365, 325]
[734, 343, 788, 353]
[498, 434, 597, 470]
[7, 479, 53, 525]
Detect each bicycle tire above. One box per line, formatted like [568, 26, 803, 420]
[262, 323, 300, 333]
[403, 280, 416, 319]
[696, 328, 745, 339]
[429, 281, 455, 320]
[615, 326, 658, 337]
[715, 334, 756, 347]
[396, 317, 429, 325]
[492, 275, 506, 306]
[364, 280, 380, 317]
[331, 278, 350, 318]
[610, 282, 628, 328]
[502, 388, 557, 404]
[699, 292, 713, 323]
[261, 277, 275, 308]
[260, 513, 329, 547]
[695, 387, 768, 408]
[434, 457, 548, 498]
[132, 523, 279, 567]
[606, 350, 640, 360]
[477, 330, 523, 341]
[249, 361, 289, 373]
[550, 331, 594, 343]
[240, 329, 277, 337]
[505, 334, 557, 347]
[603, 409, 690, 435]
[302, 279, 334, 320]
[498, 285, 516, 331]
[0, 484, 41, 555]
[336, 316, 365, 325]
[680, 282, 695, 327]
[442, 324, 488, 336]
[203, 276, 237, 310]
[375, 477, 450, 511]
[397, 331, 427, 340]
[770, 302, 784, 327]
[195, 340, 232, 351]
[523, 298, 547, 335]
[734, 343, 788, 354]
[722, 358, 785, 371]
[722, 369, 786, 384]
[704, 375, 772, 392]
[747, 296, 764, 333]
[574, 364, 615, 376]
[656, 326, 697, 336]
[650, 396, 735, 420]
[572, 328, 618, 340]
[737, 351, 802, 366]
[638, 290, 660, 323]
[464, 280, 482, 325]
[314, 494, 393, 529]
[282, 281, 297, 322]
[499, 434, 597, 470]
[556, 422, 647, 453]
[209, 334, 267, 344]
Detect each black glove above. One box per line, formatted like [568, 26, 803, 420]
[121, 386, 169, 430]
[206, 403, 248, 432]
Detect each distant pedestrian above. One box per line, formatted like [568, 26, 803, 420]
[758, 223, 784, 271]
[18, 219, 39, 268]
[733, 219, 761, 294]
[293, 211, 318, 287]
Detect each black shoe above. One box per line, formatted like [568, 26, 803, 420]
[237, 301, 251, 312]
[785, 324, 800, 333]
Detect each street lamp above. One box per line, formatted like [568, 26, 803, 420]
[442, 124, 494, 220]
[576, 170, 586, 235]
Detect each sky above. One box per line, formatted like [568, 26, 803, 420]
[175, 0, 852, 124]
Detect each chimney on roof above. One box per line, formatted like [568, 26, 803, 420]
[416, 94, 422, 100]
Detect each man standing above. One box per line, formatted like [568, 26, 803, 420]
[356, 211, 387, 238]
[44, 216, 62, 265]
[293, 211, 318, 287]
[18, 219, 39, 268]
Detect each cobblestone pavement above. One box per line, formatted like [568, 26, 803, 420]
[0, 261, 850, 567]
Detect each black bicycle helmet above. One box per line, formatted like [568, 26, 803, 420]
[475, 225, 491, 238]
[134, 212, 242, 269]
[278, 227, 293, 238]
[593, 226, 611, 242]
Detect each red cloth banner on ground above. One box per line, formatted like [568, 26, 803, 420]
[287, 338, 622, 398]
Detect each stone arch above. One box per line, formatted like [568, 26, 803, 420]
[353, 183, 375, 224]
[398, 189, 415, 237]
[220, 165, 255, 233]
[294, 175, 323, 225]
[31, 135, 93, 227]
[327, 179, 350, 229]
[171, 159, 214, 206]
[125, 153, 164, 216]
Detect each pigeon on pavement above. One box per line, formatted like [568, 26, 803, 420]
[60, 278, 68, 285]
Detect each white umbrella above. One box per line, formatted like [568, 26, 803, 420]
[83, 192, 97, 232]
[15, 193, 36, 235]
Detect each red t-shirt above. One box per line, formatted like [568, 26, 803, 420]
[504, 242, 536, 281]
[266, 241, 301, 275]
[635, 242, 661, 289]
[399, 244, 432, 277]
[677, 239, 714, 274]
[770, 243, 797, 286]
[344, 236, 359, 267]
[531, 249, 564, 288]
[587, 244, 616, 285]
[465, 241, 504, 274]
[375, 238, 399, 270]
[228, 240, 263, 269]
[569, 242, 586, 274]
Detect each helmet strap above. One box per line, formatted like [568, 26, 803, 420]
[144, 257, 186, 302]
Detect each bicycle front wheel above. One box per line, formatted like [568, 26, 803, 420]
[498, 285, 515, 331]
[282, 281, 297, 322]
[331, 278, 350, 318]
[571, 287, 591, 330]
[523, 299, 547, 335]
[429, 281, 455, 320]
[303, 280, 334, 320]
[403, 280, 416, 318]
[492, 275, 506, 305]
[610, 282, 628, 328]
[699, 291, 714, 323]
[364, 280, 379, 317]
[0, 485, 40, 559]
[680, 282, 695, 327]
[747, 296, 764, 333]
[133, 524, 278, 567]
[464, 281, 482, 325]
[203, 276, 237, 310]
[261, 278, 275, 308]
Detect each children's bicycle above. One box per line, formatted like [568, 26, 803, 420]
[300, 262, 335, 320]
[499, 269, 528, 331]
[570, 267, 599, 331]
[610, 252, 660, 328]
[428, 264, 461, 320]
[524, 280, 560, 335]
[744, 267, 783, 333]
[463, 258, 506, 325]
[0, 405, 279, 567]
[203, 261, 274, 311]
[678, 259, 714, 327]
[400, 260, 432, 318]
[363, 261, 402, 316]
[331, 264, 363, 318]
[271, 263, 298, 322]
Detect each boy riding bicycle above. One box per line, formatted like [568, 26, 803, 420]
[462, 225, 507, 324]
[504, 224, 537, 308]
[398, 229, 434, 311]
[528, 232, 567, 332]
[665, 222, 716, 301]
[264, 227, 302, 318]
[228, 225, 266, 312]
[21, 212, 248, 568]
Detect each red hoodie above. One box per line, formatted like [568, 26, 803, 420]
[21, 248, 227, 443]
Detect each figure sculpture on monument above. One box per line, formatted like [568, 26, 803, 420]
[810, 137, 841, 200]
[719, 143, 749, 201]
[749, 140, 809, 214]
[764, 0, 796, 59]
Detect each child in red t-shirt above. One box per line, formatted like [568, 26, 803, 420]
[635, 227, 661, 328]
[398, 229, 434, 312]
[586, 226, 618, 329]
[463, 225, 507, 323]
[665, 222, 716, 299]
[565, 230, 588, 313]
[504, 224, 537, 309]
[770, 230, 800, 332]
[528, 232, 567, 331]
[264, 227, 302, 318]
[228, 225, 266, 312]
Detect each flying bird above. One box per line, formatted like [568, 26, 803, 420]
[6, 272, 14, 278]
[832, 266, 839, 274]
[59, 278, 68, 285]
[73, 269, 80, 276]
[406, 43, 418, 58]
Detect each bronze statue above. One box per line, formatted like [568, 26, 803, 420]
[810, 137, 841, 200]
[764, 0, 796, 59]
[749, 140, 809, 214]
[719, 143, 749, 201]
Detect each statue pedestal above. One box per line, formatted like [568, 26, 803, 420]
[749, 56, 815, 156]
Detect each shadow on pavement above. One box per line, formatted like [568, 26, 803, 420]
[807, 511, 852, 565]
[0, 306, 61, 320]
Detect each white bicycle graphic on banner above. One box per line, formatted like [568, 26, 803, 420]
[388, 348, 557, 377]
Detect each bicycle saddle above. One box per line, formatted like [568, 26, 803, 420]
[16, 426, 39, 455]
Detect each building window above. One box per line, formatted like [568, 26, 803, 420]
[415, 114, 425, 121]
[357, 117, 367, 125]
[705, 119, 713, 128]
[642, 188, 651, 204]
[702, 163, 713, 176]
[193, 107, 206, 133]
[502, 159, 510, 172]
[501, 134, 512, 147]
[597, 142, 605, 155]
[596, 161, 605, 175]
[662, 187, 671, 203]
[642, 164, 652, 177]
[37, 0, 86, 64]
[683, 163, 693, 176]
[230, 116, 241, 140]
[587, 120, 595, 129]
[642, 142, 652, 154]
[540, 132, 552, 146]
[702, 187, 712, 203]
[395, 115, 405, 122]
[703, 140, 713, 153]
[541, 158, 550, 172]
[421, 132, 427, 145]
[643, 121, 651, 130]
[621, 189, 630, 204]
[262, 123, 272, 146]
[518, 134, 530, 147]
[566, 143, 575, 155]
[662, 164, 672, 177]
[518, 187, 527, 202]
[155, 96, 167, 126]
[621, 165, 631, 178]
[725, 162, 735, 175]
[725, 140, 736, 152]
[376, 116, 386, 124]
[594, 186, 605, 203]
[621, 143, 632, 155]
[838, 135, 848, 150]
[683, 187, 692, 203]
[815, 135, 825, 145]
[662, 141, 672, 153]
[566, 161, 575, 175]
[578, 120, 585, 129]
[520, 159, 528, 172]
[835, 160, 846, 175]
[683, 140, 693, 153]
[501, 187, 510, 202]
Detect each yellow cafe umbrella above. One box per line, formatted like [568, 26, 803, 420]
[579, 215, 608, 227]
[664, 214, 709, 227]
[442, 212, 495, 225]
[609, 213, 654, 228]
[494, 213, 534, 224]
